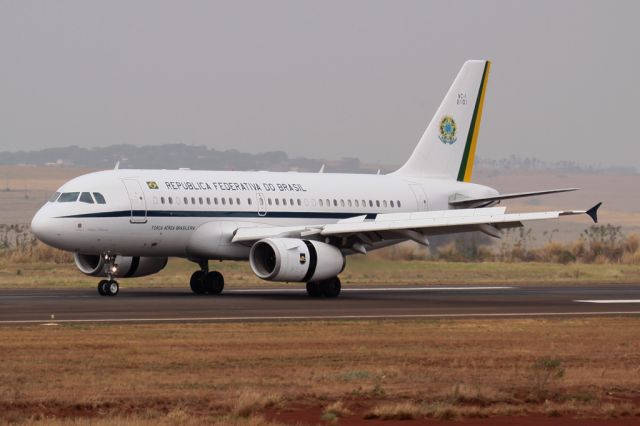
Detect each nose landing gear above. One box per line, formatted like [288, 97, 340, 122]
[189, 260, 224, 295]
[97, 254, 120, 297]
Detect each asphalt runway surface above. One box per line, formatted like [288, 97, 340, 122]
[2, 284, 640, 325]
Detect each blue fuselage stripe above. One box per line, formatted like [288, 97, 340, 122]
[56, 210, 378, 220]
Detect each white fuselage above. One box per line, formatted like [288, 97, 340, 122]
[31, 169, 498, 258]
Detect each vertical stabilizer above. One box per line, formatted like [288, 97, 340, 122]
[393, 60, 490, 181]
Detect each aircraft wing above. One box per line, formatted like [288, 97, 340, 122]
[231, 203, 601, 247]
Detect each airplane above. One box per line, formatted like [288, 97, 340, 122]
[31, 60, 600, 298]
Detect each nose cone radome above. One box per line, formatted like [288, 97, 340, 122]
[31, 207, 57, 247]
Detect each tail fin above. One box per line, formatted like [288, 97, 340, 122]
[393, 60, 490, 181]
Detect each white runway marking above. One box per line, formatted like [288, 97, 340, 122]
[575, 300, 640, 304]
[1, 311, 640, 325]
[229, 286, 515, 293]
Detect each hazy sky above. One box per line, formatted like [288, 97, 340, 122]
[1, 1, 638, 167]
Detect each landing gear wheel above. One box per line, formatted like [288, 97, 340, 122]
[190, 270, 206, 295]
[306, 281, 323, 297]
[105, 280, 119, 296]
[97, 280, 109, 296]
[203, 271, 224, 295]
[320, 277, 341, 298]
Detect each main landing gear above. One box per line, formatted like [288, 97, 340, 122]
[190, 260, 225, 295]
[97, 254, 119, 297]
[306, 277, 341, 298]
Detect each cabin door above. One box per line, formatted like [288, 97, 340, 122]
[256, 192, 267, 217]
[409, 184, 428, 211]
[122, 179, 148, 223]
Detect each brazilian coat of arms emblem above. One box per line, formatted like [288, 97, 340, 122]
[438, 116, 457, 145]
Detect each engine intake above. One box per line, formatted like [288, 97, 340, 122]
[74, 253, 168, 278]
[249, 238, 344, 282]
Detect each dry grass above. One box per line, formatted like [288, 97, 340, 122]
[2, 318, 640, 423]
[365, 402, 425, 420]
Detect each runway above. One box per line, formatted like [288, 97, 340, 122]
[2, 284, 640, 324]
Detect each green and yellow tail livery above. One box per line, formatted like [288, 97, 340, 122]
[394, 60, 491, 182]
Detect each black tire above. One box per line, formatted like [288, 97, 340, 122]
[306, 281, 323, 297]
[320, 277, 341, 298]
[203, 271, 224, 295]
[105, 280, 119, 296]
[190, 271, 206, 294]
[97, 280, 108, 296]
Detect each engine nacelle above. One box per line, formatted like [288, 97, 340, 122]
[249, 238, 345, 282]
[74, 253, 168, 278]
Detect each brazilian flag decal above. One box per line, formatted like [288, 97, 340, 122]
[146, 181, 159, 190]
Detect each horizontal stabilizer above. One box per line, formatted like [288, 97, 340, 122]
[449, 188, 579, 208]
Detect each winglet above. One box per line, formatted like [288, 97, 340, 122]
[586, 202, 602, 223]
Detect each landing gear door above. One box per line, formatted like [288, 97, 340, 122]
[256, 192, 267, 217]
[122, 179, 147, 223]
[409, 184, 428, 211]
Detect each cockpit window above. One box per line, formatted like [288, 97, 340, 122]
[92, 193, 106, 204]
[79, 192, 94, 204]
[49, 192, 61, 202]
[57, 192, 80, 202]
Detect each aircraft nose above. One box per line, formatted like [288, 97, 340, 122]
[31, 207, 56, 245]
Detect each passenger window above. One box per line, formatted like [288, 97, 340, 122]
[79, 192, 94, 204]
[348, 200, 352, 207]
[369, 200, 373, 207]
[236, 197, 241, 205]
[49, 192, 61, 202]
[168, 197, 173, 204]
[290, 198, 294, 206]
[333, 199, 337, 207]
[297, 199, 301, 206]
[248, 198, 253, 205]
[58, 192, 80, 202]
[191, 197, 196, 204]
[354, 200, 359, 207]
[199, 197, 203, 205]
[222, 198, 226, 205]
[214, 197, 219, 205]
[319, 199, 323, 207]
[340, 199, 345, 207]
[268, 198, 272, 206]
[397, 200, 402, 208]
[161, 196, 165, 204]
[259, 198, 264, 205]
[383, 200, 387, 208]
[275, 198, 279, 206]
[376, 200, 380, 207]
[390, 200, 394, 208]
[229, 198, 233, 205]
[282, 198, 287, 206]
[206, 197, 211, 205]
[183, 197, 188, 204]
[326, 199, 330, 207]
[362, 200, 366, 207]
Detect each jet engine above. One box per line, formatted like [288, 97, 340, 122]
[74, 253, 168, 278]
[249, 238, 345, 282]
